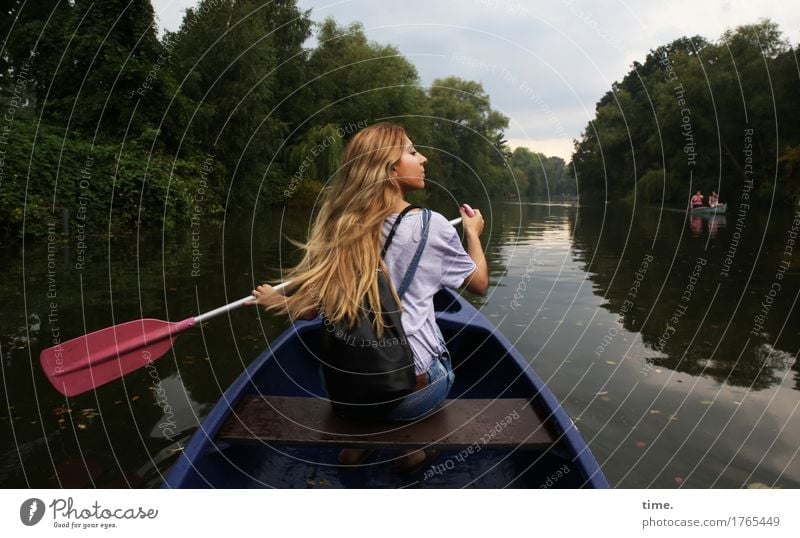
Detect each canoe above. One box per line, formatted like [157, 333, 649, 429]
[690, 203, 727, 214]
[163, 289, 609, 488]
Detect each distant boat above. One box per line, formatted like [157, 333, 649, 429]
[163, 289, 609, 488]
[690, 203, 727, 214]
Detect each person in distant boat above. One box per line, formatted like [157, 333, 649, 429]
[709, 191, 719, 207]
[249, 122, 488, 472]
[690, 191, 704, 208]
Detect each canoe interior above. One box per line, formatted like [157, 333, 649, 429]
[188, 444, 583, 489]
[166, 291, 607, 488]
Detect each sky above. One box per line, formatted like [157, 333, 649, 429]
[152, 0, 800, 160]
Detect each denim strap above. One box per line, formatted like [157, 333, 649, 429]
[397, 208, 431, 299]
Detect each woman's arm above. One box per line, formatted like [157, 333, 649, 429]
[460, 207, 489, 295]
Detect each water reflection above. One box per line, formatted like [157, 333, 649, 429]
[569, 204, 799, 391]
[482, 201, 800, 488]
[689, 213, 727, 238]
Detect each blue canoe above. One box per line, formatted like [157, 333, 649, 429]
[164, 289, 609, 488]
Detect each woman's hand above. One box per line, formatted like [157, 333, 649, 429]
[248, 284, 317, 320]
[460, 205, 484, 238]
[248, 284, 282, 309]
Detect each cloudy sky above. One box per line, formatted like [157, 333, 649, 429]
[152, 0, 800, 160]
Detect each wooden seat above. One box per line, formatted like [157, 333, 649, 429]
[216, 395, 555, 449]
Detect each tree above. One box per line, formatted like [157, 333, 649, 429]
[426, 76, 511, 198]
[572, 87, 639, 202]
[573, 19, 800, 207]
[9, 0, 175, 140]
[1, 0, 74, 111]
[301, 19, 429, 137]
[166, 0, 311, 204]
[510, 147, 571, 198]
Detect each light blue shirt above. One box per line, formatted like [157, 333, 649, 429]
[382, 210, 476, 373]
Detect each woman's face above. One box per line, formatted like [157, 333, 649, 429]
[392, 136, 427, 193]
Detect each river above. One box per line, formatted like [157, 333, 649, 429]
[2, 200, 798, 488]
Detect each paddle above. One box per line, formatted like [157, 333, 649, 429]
[40, 208, 475, 397]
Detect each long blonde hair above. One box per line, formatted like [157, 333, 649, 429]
[273, 122, 408, 330]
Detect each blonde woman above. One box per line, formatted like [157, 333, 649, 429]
[250, 122, 488, 469]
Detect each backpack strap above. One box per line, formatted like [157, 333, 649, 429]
[381, 204, 419, 258]
[396, 208, 431, 299]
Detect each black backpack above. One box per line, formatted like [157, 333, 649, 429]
[320, 205, 431, 418]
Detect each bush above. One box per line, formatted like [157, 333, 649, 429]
[0, 119, 222, 238]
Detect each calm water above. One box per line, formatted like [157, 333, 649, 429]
[2, 201, 799, 488]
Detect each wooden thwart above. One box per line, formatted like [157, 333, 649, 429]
[217, 395, 555, 449]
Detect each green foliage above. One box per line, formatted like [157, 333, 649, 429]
[0, 119, 221, 238]
[510, 147, 573, 198]
[425, 76, 512, 198]
[166, 0, 311, 206]
[573, 19, 800, 207]
[5, 1, 177, 141]
[2, 0, 73, 105]
[302, 19, 428, 131]
[286, 178, 324, 207]
[624, 168, 682, 205]
[287, 123, 344, 186]
[776, 146, 800, 207]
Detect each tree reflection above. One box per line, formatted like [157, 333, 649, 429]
[571, 204, 799, 390]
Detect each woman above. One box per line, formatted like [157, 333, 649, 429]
[250, 122, 488, 469]
[690, 190, 704, 208]
[709, 191, 719, 207]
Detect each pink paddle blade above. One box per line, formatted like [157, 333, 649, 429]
[40, 317, 194, 397]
